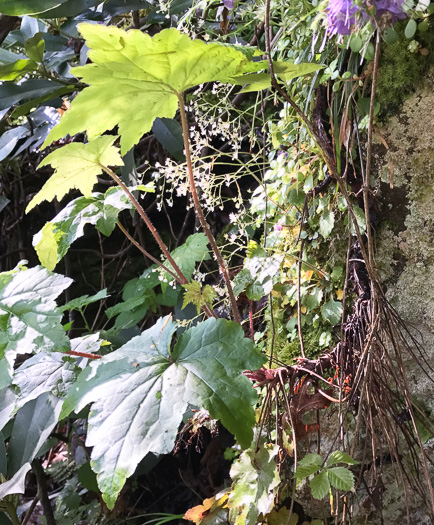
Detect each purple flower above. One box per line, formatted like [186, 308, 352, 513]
[374, 0, 406, 19]
[327, 0, 406, 35]
[327, 0, 359, 35]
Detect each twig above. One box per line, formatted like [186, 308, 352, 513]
[21, 497, 40, 525]
[117, 221, 182, 284]
[297, 239, 306, 358]
[31, 459, 57, 525]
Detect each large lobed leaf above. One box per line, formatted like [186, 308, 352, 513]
[26, 135, 124, 213]
[43, 25, 263, 154]
[61, 316, 265, 508]
[0, 265, 72, 389]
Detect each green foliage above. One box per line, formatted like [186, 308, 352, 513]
[26, 135, 124, 212]
[0, 265, 71, 390]
[61, 316, 265, 508]
[228, 444, 280, 524]
[293, 452, 358, 501]
[182, 281, 216, 314]
[163, 233, 210, 282]
[33, 184, 154, 270]
[43, 25, 263, 154]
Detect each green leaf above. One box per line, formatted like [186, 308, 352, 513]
[404, 19, 417, 39]
[60, 289, 108, 312]
[0, 266, 71, 389]
[165, 233, 210, 281]
[350, 35, 363, 53]
[309, 470, 330, 500]
[61, 316, 265, 508]
[12, 353, 77, 411]
[0, 463, 32, 499]
[234, 61, 323, 93]
[228, 444, 280, 524]
[0, 0, 69, 15]
[35, 0, 100, 17]
[11, 85, 74, 118]
[326, 467, 355, 491]
[304, 287, 323, 310]
[152, 118, 185, 161]
[0, 79, 69, 111]
[326, 451, 359, 468]
[7, 393, 63, 478]
[273, 60, 324, 82]
[32, 185, 152, 269]
[182, 282, 216, 314]
[24, 33, 45, 63]
[293, 453, 323, 481]
[0, 387, 16, 432]
[293, 462, 321, 480]
[26, 135, 124, 213]
[0, 59, 37, 81]
[43, 25, 262, 154]
[34, 223, 60, 271]
[319, 210, 335, 239]
[321, 298, 343, 325]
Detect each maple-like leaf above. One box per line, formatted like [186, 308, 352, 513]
[182, 281, 216, 314]
[60, 316, 266, 509]
[26, 135, 123, 213]
[43, 25, 263, 155]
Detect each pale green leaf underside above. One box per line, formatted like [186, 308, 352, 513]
[61, 316, 265, 509]
[26, 135, 123, 213]
[0, 266, 72, 389]
[43, 25, 263, 154]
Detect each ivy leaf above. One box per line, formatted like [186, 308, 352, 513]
[326, 451, 359, 468]
[33, 184, 153, 270]
[0, 265, 72, 389]
[309, 470, 330, 500]
[326, 467, 355, 492]
[60, 316, 265, 509]
[43, 25, 263, 155]
[228, 444, 280, 525]
[321, 298, 343, 325]
[182, 281, 216, 314]
[319, 210, 335, 239]
[26, 135, 124, 213]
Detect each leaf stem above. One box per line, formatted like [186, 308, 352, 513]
[4, 502, 21, 525]
[101, 166, 188, 285]
[117, 221, 182, 284]
[177, 94, 241, 325]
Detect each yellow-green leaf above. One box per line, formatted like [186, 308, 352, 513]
[43, 25, 263, 155]
[35, 222, 61, 271]
[26, 135, 123, 213]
